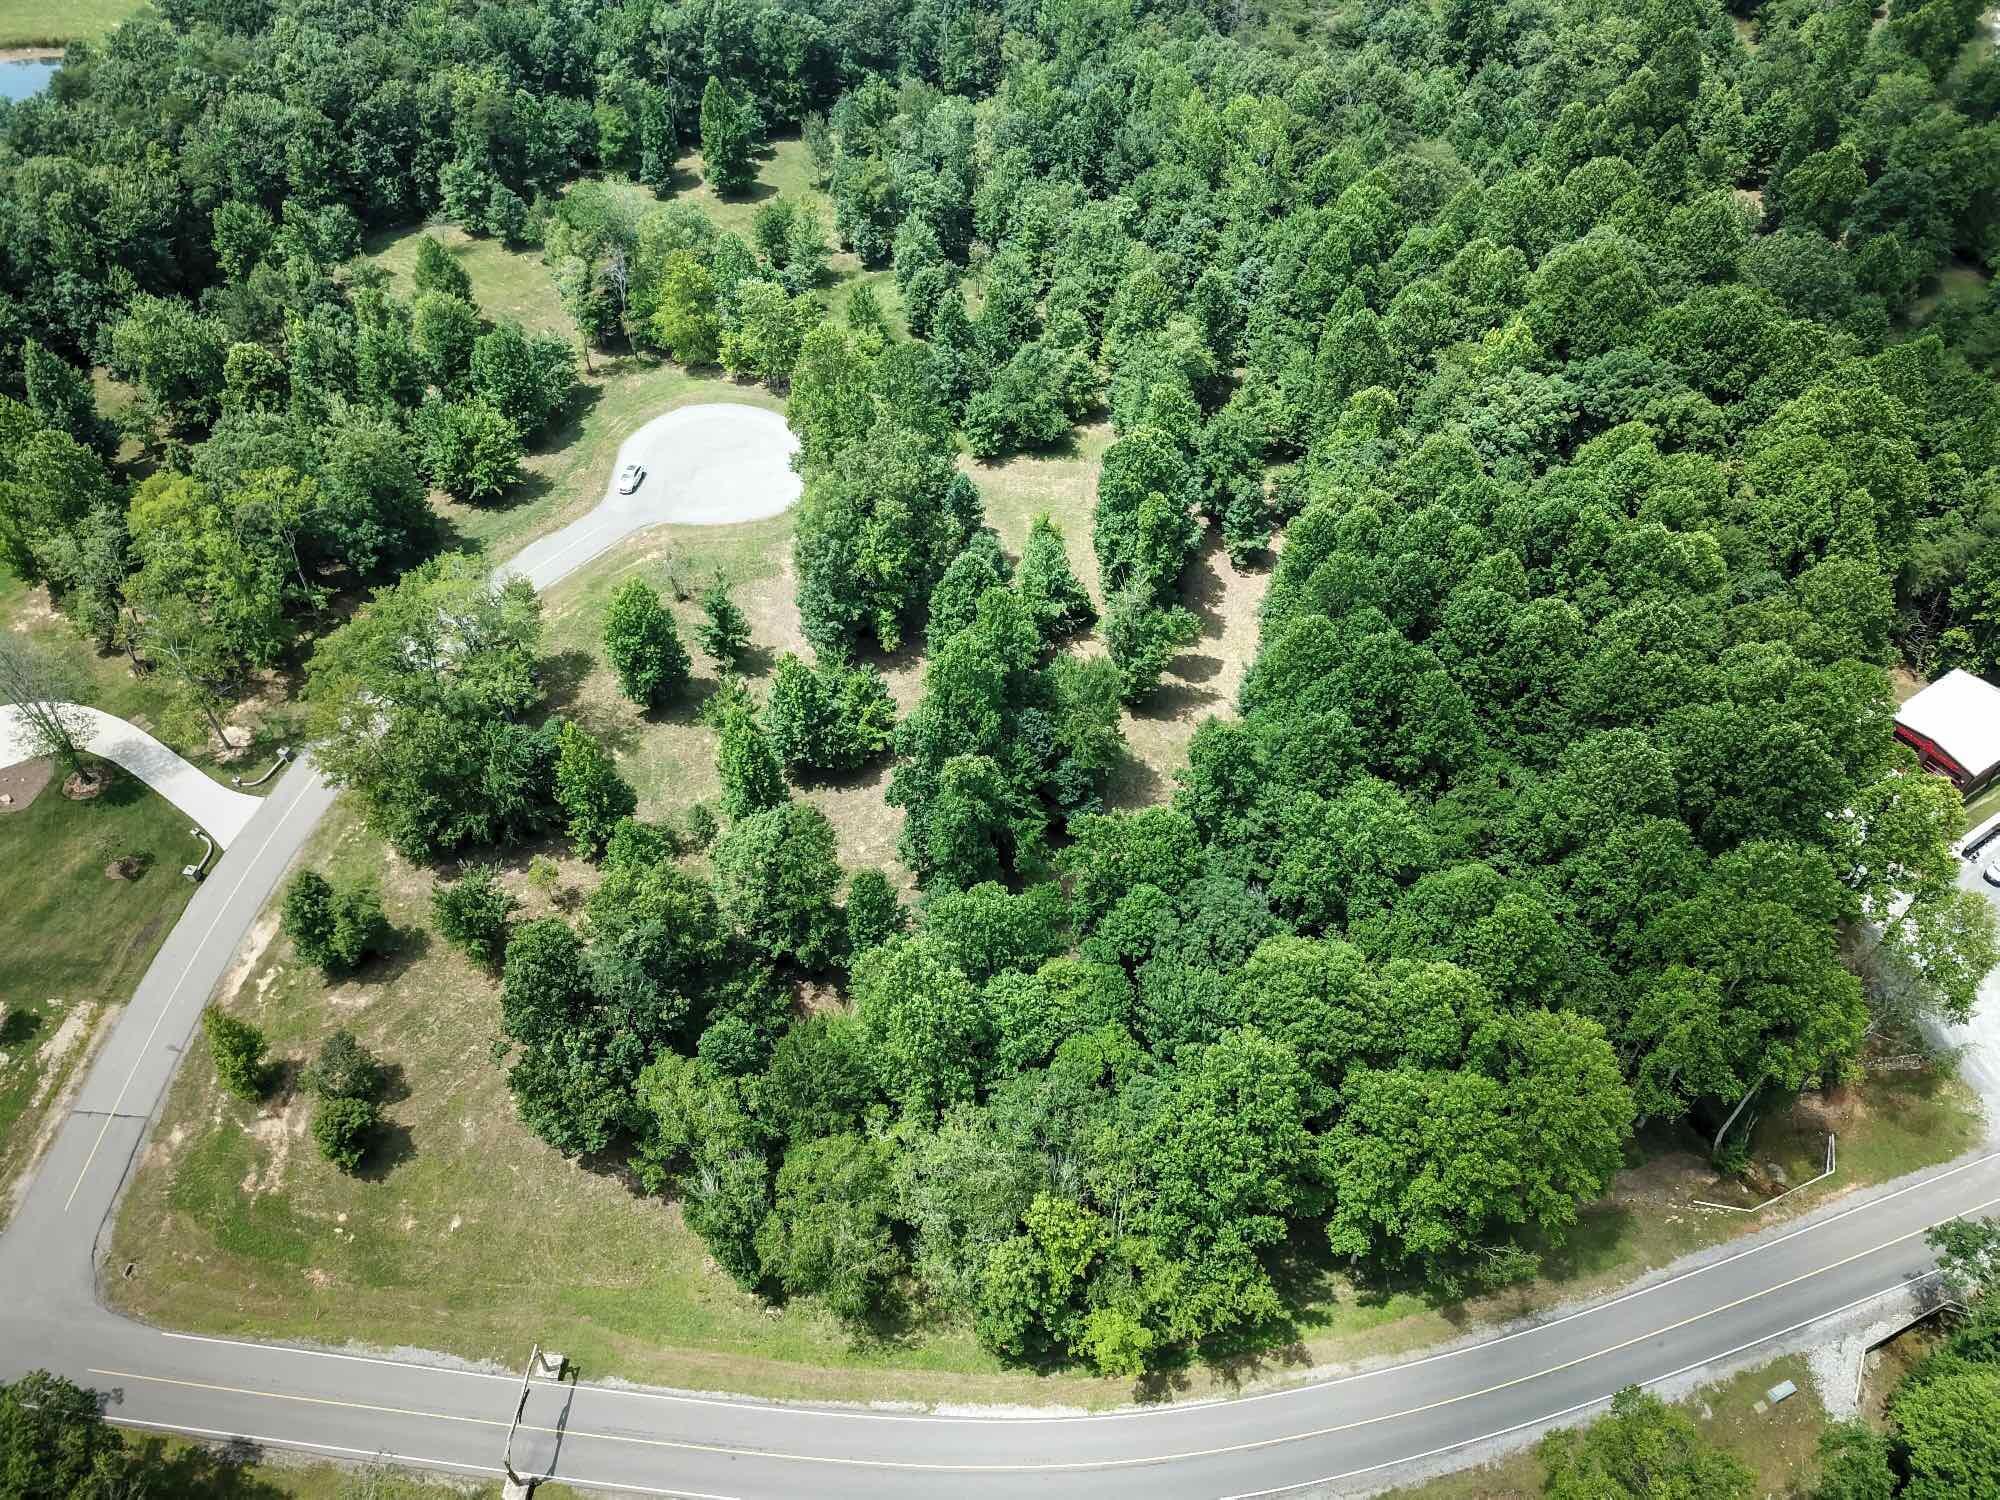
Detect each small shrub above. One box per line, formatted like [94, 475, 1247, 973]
[283, 870, 390, 975]
[312, 1095, 380, 1173]
[204, 1010, 269, 1101]
[302, 1030, 384, 1103]
[431, 864, 518, 967]
[695, 575, 752, 668]
[681, 802, 719, 851]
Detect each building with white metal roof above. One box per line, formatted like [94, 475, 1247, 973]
[1894, 668, 2000, 795]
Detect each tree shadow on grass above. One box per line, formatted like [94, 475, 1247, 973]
[719, 179, 780, 207]
[640, 674, 724, 730]
[531, 380, 607, 467]
[90, 765, 147, 810]
[122, 1434, 289, 1498]
[541, 647, 601, 717]
[1102, 748, 1167, 811]
[728, 641, 779, 679]
[354, 1118, 416, 1182]
[344, 925, 433, 991]
[373, 1059, 414, 1109]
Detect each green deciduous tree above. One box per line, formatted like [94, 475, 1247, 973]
[699, 77, 758, 196]
[470, 321, 577, 439]
[305, 555, 555, 861]
[1538, 1386, 1754, 1500]
[281, 869, 391, 975]
[1103, 590, 1200, 704]
[0, 1371, 132, 1496]
[203, 1010, 269, 1101]
[554, 721, 637, 860]
[648, 251, 722, 365]
[716, 705, 789, 820]
[20, 341, 109, 455]
[852, 937, 989, 1117]
[764, 652, 897, 774]
[755, 1132, 904, 1323]
[603, 578, 691, 708]
[431, 864, 518, 968]
[712, 800, 847, 973]
[417, 396, 522, 502]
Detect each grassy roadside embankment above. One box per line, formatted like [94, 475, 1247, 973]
[0, 763, 202, 1223]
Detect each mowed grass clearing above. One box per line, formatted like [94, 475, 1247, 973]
[0, 765, 199, 1223]
[0, 0, 137, 47]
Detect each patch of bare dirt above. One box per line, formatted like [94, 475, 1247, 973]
[1792, 1084, 1868, 1136]
[26, 1003, 98, 1111]
[0, 756, 53, 812]
[219, 913, 283, 1011]
[241, 1096, 308, 1196]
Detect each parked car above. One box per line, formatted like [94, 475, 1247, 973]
[1983, 853, 2000, 887]
[616, 462, 646, 495]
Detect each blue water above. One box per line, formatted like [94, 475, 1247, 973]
[0, 58, 56, 103]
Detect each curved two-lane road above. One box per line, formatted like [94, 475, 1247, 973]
[3, 404, 1998, 1496]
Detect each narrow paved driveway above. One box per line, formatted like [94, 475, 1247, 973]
[0, 704, 264, 845]
[501, 403, 800, 591]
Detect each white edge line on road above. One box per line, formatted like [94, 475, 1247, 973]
[156, 1331, 520, 1384]
[106, 1417, 741, 1500]
[1220, 1273, 1944, 1499]
[64, 764, 322, 1212]
[150, 1147, 2000, 1427]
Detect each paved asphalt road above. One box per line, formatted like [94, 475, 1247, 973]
[5, 425, 2000, 1495]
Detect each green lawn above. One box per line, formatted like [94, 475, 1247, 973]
[0, 0, 137, 47]
[0, 766, 199, 1219]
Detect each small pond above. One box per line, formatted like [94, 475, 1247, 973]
[0, 57, 57, 104]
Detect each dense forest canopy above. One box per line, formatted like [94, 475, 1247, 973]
[7, 0, 2000, 1377]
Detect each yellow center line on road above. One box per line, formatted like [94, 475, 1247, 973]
[64, 767, 319, 1212]
[86, 1189, 2000, 1477]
